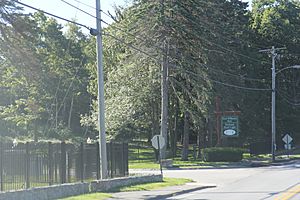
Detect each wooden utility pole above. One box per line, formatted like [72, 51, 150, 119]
[215, 96, 221, 145]
[95, 0, 108, 179]
[160, 0, 168, 159]
[259, 46, 286, 162]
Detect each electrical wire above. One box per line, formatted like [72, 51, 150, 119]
[103, 22, 269, 86]
[101, 19, 165, 52]
[70, 0, 96, 10]
[103, 32, 161, 62]
[174, 1, 269, 64]
[174, 68, 271, 91]
[277, 89, 300, 106]
[175, 1, 269, 50]
[66, 0, 272, 82]
[60, 0, 96, 19]
[201, 63, 270, 83]
[15, 0, 272, 92]
[13, 0, 91, 30]
[101, 16, 270, 83]
[65, 0, 265, 67]
[103, 23, 269, 85]
[67, 0, 117, 22]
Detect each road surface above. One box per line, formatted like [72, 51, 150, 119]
[162, 160, 300, 200]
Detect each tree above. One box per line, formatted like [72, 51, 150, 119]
[0, 10, 91, 140]
[249, 0, 300, 145]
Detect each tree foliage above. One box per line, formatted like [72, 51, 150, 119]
[0, 0, 299, 150]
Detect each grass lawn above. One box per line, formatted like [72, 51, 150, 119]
[129, 161, 160, 169]
[128, 145, 237, 169]
[128, 145, 300, 170]
[58, 177, 192, 200]
[128, 145, 160, 169]
[113, 177, 192, 192]
[57, 193, 112, 200]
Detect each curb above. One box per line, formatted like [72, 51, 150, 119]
[148, 185, 216, 200]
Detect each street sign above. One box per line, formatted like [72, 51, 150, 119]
[151, 135, 165, 150]
[221, 116, 239, 137]
[282, 134, 293, 144]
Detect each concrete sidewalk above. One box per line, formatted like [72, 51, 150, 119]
[107, 183, 216, 200]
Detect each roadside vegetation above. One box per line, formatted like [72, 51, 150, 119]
[0, 0, 299, 159]
[128, 144, 300, 169]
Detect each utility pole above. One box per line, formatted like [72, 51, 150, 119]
[215, 96, 221, 146]
[160, 0, 168, 159]
[259, 46, 285, 162]
[161, 41, 168, 159]
[95, 0, 108, 179]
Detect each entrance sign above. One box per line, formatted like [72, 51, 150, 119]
[221, 116, 239, 137]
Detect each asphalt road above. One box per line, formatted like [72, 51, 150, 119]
[161, 160, 300, 200]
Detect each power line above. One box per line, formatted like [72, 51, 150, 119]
[174, 68, 271, 91]
[103, 31, 161, 62]
[101, 19, 165, 52]
[200, 63, 269, 83]
[101, 15, 269, 83]
[60, 0, 96, 19]
[17, 0, 161, 65]
[175, 1, 266, 50]
[103, 21, 269, 84]
[93, 0, 270, 81]
[70, 0, 96, 10]
[174, 1, 268, 64]
[68, 0, 117, 22]
[103, 24, 269, 84]
[277, 90, 300, 106]
[18, 0, 270, 85]
[13, 0, 91, 30]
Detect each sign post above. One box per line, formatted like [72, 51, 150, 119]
[151, 135, 165, 176]
[157, 136, 163, 176]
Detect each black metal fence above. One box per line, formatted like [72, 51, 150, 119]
[0, 141, 128, 191]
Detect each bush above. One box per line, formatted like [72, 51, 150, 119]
[202, 147, 245, 162]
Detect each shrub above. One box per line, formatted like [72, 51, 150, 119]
[202, 147, 245, 162]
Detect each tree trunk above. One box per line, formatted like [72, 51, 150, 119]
[55, 97, 58, 129]
[181, 111, 190, 161]
[197, 127, 201, 159]
[68, 96, 74, 129]
[170, 98, 179, 157]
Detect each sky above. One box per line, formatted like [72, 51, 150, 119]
[20, 0, 251, 32]
[20, 0, 130, 30]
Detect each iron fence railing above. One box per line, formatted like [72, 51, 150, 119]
[0, 141, 128, 191]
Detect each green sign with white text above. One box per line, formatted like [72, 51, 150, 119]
[221, 116, 239, 137]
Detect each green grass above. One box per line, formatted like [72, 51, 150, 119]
[128, 146, 160, 169]
[112, 177, 192, 192]
[57, 193, 112, 200]
[128, 145, 300, 170]
[128, 146, 243, 169]
[128, 146, 156, 160]
[129, 160, 160, 169]
[57, 177, 191, 200]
